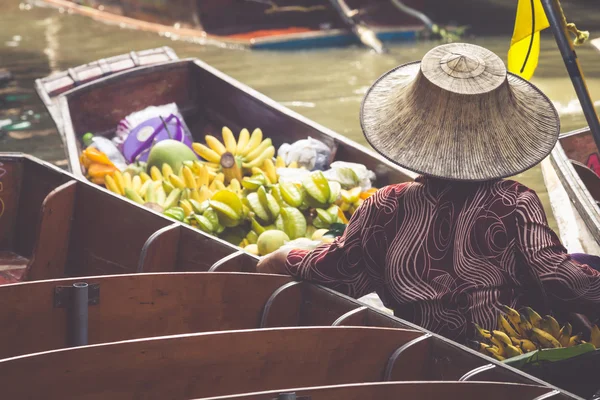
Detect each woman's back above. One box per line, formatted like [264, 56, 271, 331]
[286, 177, 600, 343]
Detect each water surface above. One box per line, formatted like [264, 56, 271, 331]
[2, 0, 600, 231]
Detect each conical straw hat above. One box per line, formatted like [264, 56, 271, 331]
[360, 43, 560, 181]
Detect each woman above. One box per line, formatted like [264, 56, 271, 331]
[257, 43, 600, 343]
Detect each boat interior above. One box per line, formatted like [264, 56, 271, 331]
[49, 56, 413, 186]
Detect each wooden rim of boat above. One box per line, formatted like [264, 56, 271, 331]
[195, 381, 557, 400]
[31, 0, 424, 49]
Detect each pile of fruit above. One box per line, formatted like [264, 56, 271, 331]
[87, 126, 377, 256]
[473, 305, 600, 361]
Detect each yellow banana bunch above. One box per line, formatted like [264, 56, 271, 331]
[475, 305, 600, 360]
[192, 127, 276, 171]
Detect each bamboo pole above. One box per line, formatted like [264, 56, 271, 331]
[541, 0, 600, 152]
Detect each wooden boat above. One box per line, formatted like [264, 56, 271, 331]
[0, 153, 256, 285]
[198, 382, 559, 400]
[539, 39, 600, 255]
[32, 0, 427, 50]
[0, 326, 578, 399]
[0, 271, 414, 358]
[36, 47, 414, 185]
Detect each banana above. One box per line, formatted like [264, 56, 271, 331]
[491, 330, 512, 348]
[150, 166, 163, 181]
[518, 339, 538, 352]
[205, 134, 227, 156]
[112, 170, 125, 195]
[245, 138, 273, 163]
[155, 184, 167, 206]
[262, 158, 278, 184]
[198, 186, 213, 203]
[591, 325, 600, 349]
[517, 313, 533, 337]
[139, 172, 151, 183]
[123, 172, 132, 190]
[169, 174, 187, 190]
[568, 333, 583, 347]
[275, 155, 286, 168]
[181, 166, 197, 189]
[242, 146, 275, 169]
[222, 126, 237, 154]
[229, 178, 241, 194]
[501, 305, 524, 336]
[558, 323, 573, 347]
[237, 128, 250, 154]
[180, 199, 194, 217]
[498, 314, 520, 338]
[145, 180, 157, 203]
[239, 128, 263, 157]
[522, 307, 543, 328]
[162, 163, 174, 180]
[504, 344, 523, 357]
[193, 142, 222, 163]
[541, 315, 561, 340]
[484, 345, 504, 358]
[163, 188, 181, 211]
[531, 327, 561, 348]
[104, 175, 121, 195]
[474, 324, 492, 340]
[131, 175, 142, 193]
[162, 180, 174, 195]
[124, 187, 144, 204]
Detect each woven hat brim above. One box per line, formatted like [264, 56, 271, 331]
[359, 61, 561, 181]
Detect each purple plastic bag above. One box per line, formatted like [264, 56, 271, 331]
[122, 114, 195, 163]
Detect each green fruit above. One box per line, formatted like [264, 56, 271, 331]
[146, 140, 197, 173]
[257, 230, 290, 256]
[164, 207, 185, 222]
[280, 207, 307, 239]
[303, 171, 330, 205]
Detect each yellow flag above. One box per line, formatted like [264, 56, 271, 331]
[507, 0, 550, 80]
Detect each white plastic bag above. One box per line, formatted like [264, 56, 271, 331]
[323, 161, 376, 190]
[276, 167, 311, 185]
[278, 238, 323, 252]
[277, 137, 332, 171]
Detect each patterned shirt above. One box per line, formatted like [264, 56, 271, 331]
[286, 176, 600, 342]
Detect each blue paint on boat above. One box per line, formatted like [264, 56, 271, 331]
[249, 29, 420, 50]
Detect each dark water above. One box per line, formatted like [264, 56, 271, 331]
[1, 0, 600, 228]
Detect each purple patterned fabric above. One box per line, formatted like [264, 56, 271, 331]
[286, 176, 600, 343]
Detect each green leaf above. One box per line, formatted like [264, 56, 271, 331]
[325, 223, 347, 238]
[503, 343, 597, 369]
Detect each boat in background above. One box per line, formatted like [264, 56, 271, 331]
[540, 38, 600, 255]
[31, 0, 427, 50]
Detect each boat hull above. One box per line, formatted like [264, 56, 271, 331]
[32, 0, 426, 50]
